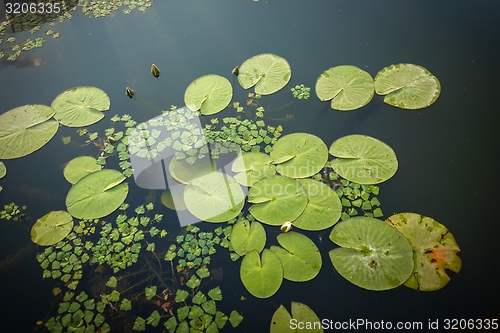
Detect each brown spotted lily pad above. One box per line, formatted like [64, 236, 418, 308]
[386, 212, 461, 291]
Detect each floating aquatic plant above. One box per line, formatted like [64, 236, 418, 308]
[270, 302, 323, 333]
[386, 212, 461, 291]
[315, 65, 374, 111]
[291, 84, 311, 100]
[63, 156, 102, 184]
[0, 104, 59, 159]
[329, 134, 398, 184]
[238, 53, 292, 95]
[184, 74, 233, 115]
[329, 216, 414, 291]
[65, 169, 129, 219]
[31, 211, 74, 246]
[374, 63, 441, 109]
[240, 249, 283, 298]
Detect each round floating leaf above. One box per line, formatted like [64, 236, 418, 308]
[292, 179, 342, 230]
[63, 156, 101, 184]
[66, 169, 129, 219]
[238, 53, 291, 95]
[230, 219, 266, 256]
[52, 86, 110, 127]
[31, 211, 74, 246]
[184, 74, 233, 115]
[270, 232, 322, 282]
[232, 152, 276, 186]
[329, 134, 398, 184]
[0, 104, 59, 159]
[248, 176, 308, 226]
[386, 212, 461, 291]
[270, 302, 322, 333]
[374, 63, 441, 109]
[184, 172, 245, 222]
[240, 249, 283, 298]
[270, 133, 328, 178]
[0, 161, 5, 178]
[329, 216, 414, 291]
[169, 155, 216, 184]
[315, 65, 374, 111]
[160, 188, 187, 211]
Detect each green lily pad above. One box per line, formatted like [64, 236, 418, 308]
[238, 53, 291, 95]
[374, 63, 441, 109]
[31, 211, 74, 246]
[386, 212, 461, 291]
[183, 172, 245, 222]
[329, 134, 398, 184]
[168, 155, 216, 184]
[248, 176, 308, 226]
[0, 104, 59, 159]
[270, 133, 328, 178]
[232, 152, 276, 186]
[230, 219, 266, 256]
[240, 249, 283, 298]
[66, 169, 129, 219]
[291, 179, 342, 230]
[315, 65, 374, 111]
[270, 302, 323, 333]
[63, 156, 101, 184]
[52, 86, 110, 127]
[160, 188, 187, 211]
[270, 232, 322, 282]
[0, 162, 5, 178]
[184, 74, 233, 115]
[329, 216, 414, 291]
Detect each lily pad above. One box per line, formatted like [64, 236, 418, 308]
[315, 65, 374, 111]
[0, 104, 59, 159]
[270, 302, 323, 333]
[240, 249, 283, 298]
[63, 156, 101, 184]
[230, 219, 266, 256]
[160, 188, 187, 211]
[329, 216, 414, 290]
[270, 133, 328, 178]
[168, 155, 216, 184]
[270, 232, 322, 282]
[386, 212, 461, 291]
[66, 169, 129, 219]
[184, 74, 233, 115]
[238, 53, 291, 95]
[329, 134, 398, 184]
[374, 63, 441, 109]
[183, 172, 245, 222]
[292, 179, 342, 230]
[31, 211, 74, 246]
[0, 162, 5, 179]
[232, 152, 276, 186]
[248, 176, 308, 226]
[52, 86, 110, 127]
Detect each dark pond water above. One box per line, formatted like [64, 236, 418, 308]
[1, 0, 500, 332]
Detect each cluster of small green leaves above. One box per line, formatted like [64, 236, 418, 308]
[79, 113, 136, 178]
[36, 231, 91, 290]
[74, 218, 99, 236]
[127, 105, 208, 164]
[134, 267, 243, 332]
[0, 0, 70, 61]
[204, 111, 283, 155]
[91, 203, 165, 273]
[79, 0, 154, 17]
[291, 84, 311, 100]
[45, 291, 111, 333]
[101, 276, 133, 312]
[313, 169, 383, 220]
[0, 202, 22, 221]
